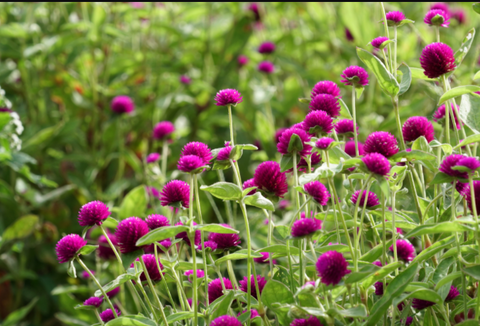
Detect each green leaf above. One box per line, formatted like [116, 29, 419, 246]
[335, 305, 367, 318]
[410, 67, 437, 81]
[298, 98, 311, 104]
[200, 182, 242, 201]
[361, 262, 403, 290]
[360, 239, 393, 262]
[215, 250, 263, 266]
[195, 224, 239, 234]
[0, 112, 11, 131]
[393, 288, 443, 307]
[288, 133, 304, 153]
[463, 265, 480, 280]
[121, 249, 143, 270]
[211, 290, 235, 319]
[457, 321, 480, 326]
[118, 186, 147, 220]
[244, 192, 275, 211]
[454, 28, 476, 69]
[474, 3, 480, 15]
[438, 85, 480, 105]
[344, 265, 379, 284]
[397, 63, 412, 96]
[435, 271, 462, 291]
[474, 70, 480, 80]
[280, 154, 295, 172]
[74, 304, 97, 311]
[429, 172, 455, 185]
[103, 217, 119, 229]
[432, 257, 455, 284]
[357, 47, 399, 97]
[94, 273, 138, 297]
[389, 150, 436, 162]
[77, 245, 98, 256]
[136, 226, 189, 246]
[2, 215, 38, 242]
[257, 245, 300, 256]
[105, 316, 157, 326]
[406, 222, 473, 238]
[454, 133, 480, 149]
[355, 86, 364, 99]
[413, 235, 454, 264]
[459, 94, 480, 134]
[67, 260, 77, 279]
[229, 146, 243, 161]
[261, 280, 295, 309]
[338, 98, 353, 119]
[3, 298, 38, 326]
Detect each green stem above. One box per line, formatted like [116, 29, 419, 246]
[188, 174, 198, 326]
[194, 175, 209, 312]
[393, 25, 397, 77]
[115, 118, 125, 181]
[381, 192, 388, 266]
[292, 153, 305, 286]
[435, 26, 440, 42]
[239, 203, 253, 326]
[94, 309, 104, 325]
[352, 88, 359, 157]
[161, 141, 169, 179]
[135, 276, 158, 320]
[228, 105, 235, 146]
[391, 190, 398, 272]
[393, 99, 406, 150]
[352, 175, 373, 273]
[380, 3, 392, 74]
[328, 177, 354, 256]
[265, 209, 274, 277]
[154, 245, 176, 312]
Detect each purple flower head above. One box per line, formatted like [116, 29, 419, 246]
[253, 161, 288, 198]
[254, 252, 277, 264]
[180, 75, 191, 85]
[56, 234, 87, 263]
[456, 182, 469, 196]
[291, 316, 323, 326]
[440, 154, 469, 179]
[370, 36, 390, 49]
[452, 9, 466, 25]
[132, 254, 164, 282]
[78, 201, 110, 227]
[214, 89, 243, 107]
[145, 214, 170, 230]
[345, 28, 354, 42]
[208, 224, 241, 249]
[424, 9, 450, 27]
[258, 41, 275, 54]
[402, 116, 435, 143]
[84, 296, 103, 308]
[279, 200, 291, 210]
[374, 281, 384, 296]
[373, 260, 383, 267]
[217, 145, 233, 162]
[239, 275, 267, 299]
[296, 152, 322, 173]
[311, 81, 341, 98]
[98, 233, 118, 260]
[364, 131, 399, 158]
[351, 190, 380, 208]
[116, 217, 149, 254]
[466, 180, 480, 213]
[335, 119, 357, 136]
[446, 285, 460, 301]
[181, 142, 212, 165]
[420, 43, 456, 79]
[390, 239, 415, 262]
[385, 11, 406, 25]
[362, 153, 391, 176]
[309, 94, 340, 117]
[100, 308, 121, 322]
[184, 269, 205, 282]
[341, 66, 369, 87]
[238, 55, 248, 66]
[81, 270, 92, 279]
[242, 178, 257, 196]
[177, 155, 205, 173]
[238, 309, 260, 319]
[405, 317, 413, 326]
[198, 240, 218, 252]
[111, 95, 134, 114]
[277, 128, 312, 157]
[146, 152, 160, 164]
[303, 110, 334, 136]
[316, 251, 350, 286]
[456, 157, 480, 173]
[412, 298, 435, 310]
[258, 61, 275, 74]
[431, 3, 449, 12]
[433, 103, 461, 130]
[304, 181, 330, 205]
[315, 137, 335, 150]
[106, 287, 120, 298]
[291, 217, 322, 238]
[345, 140, 365, 157]
[211, 316, 242, 326]
[153, 121, 175, 141]
[248, 3, 261, 21]
[208, 278, 234, 303]
[175, 221, 201, 247]
[275, 128, 288, 143]
[160, 180, 190, 208]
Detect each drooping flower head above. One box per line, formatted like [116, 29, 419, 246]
[291, 316, 323, 326]
[180, 75, 191, 85]
[302, 111, 334, 137]
[181, 142, 213, 164]
[424, 9, 450, 27]
[466, 180, 480, 213]
[177, 155, 205, 173]
[433, 103, 461, 129]
[78, 201, 110, 227]
[242, 178, 257, 196]
[385, 11, 406, 25]
[258, 41, 275, 54]
[238, 309, 260, 319]
[304, 181, 330, 205]
[364, 131, 399, 158]
[311, 81, 341, 98]
[254, 252, 277, 264]
[239, 275, 266, 299]
[253, 161, 288, 198]
[315, 137, 334, 150]
[390, 239, 415, 262]
[211, 316, 242, 326]
[345, 140, 365, 157]
[184, 269, 205, 282]
[146, 152, 160, 164]
[116, 217, 149, 254]
[208, 224, 241, 249]
[99, 308, 121, 322]
[56, 234, 87, 263]
[238, 55, 248, 66]
[277, 128, 312, 158]
[208, 278, 234, 303]
[134, 254, 164, 282]
[98, 233, 119, 260]
[84, 296, 103, 308]
[160, 180, 190, 208]
[214, 89, 243, 107]
[412, 298, 435, 310]
[402, 116, 435, 143]
[145, 214, 170, 230]
[106, 287, 120, 298]
[258, 61, 275, 74]
[153, 121, 175, 141]
[351, 190, 380, 208]
[340, 66, 369, 87]
[362, 153, 391, 176]
[440, 154, 468, 179]
[111, 95, 134, 114]
[446, 285, 460, 301]
[309, 94, 341, 117]
[316, 251, 350, 286]
[420, 43, 456, 79]
[370, 36, 390, 49]
[175, 221, 201, 247]
[335, 119, 357, 136]
[291, 217, 322, 238]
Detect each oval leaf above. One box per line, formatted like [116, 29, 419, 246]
[357, 47, 399, 97]
[244, 192, 275, 211]
[200, 182, 242, 201]
[136, 225, 189, 246]
[438, 85, 480, 105]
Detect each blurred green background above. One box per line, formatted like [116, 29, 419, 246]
[0, 2, 478, 325]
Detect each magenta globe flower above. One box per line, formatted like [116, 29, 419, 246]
[214, 89, 243, 107]
[362, 153, 391, 176]
[78, 201, 110, 227]
[98, 233, 118, 260]
[145, 214, 170, 230]
[106, 287, 120, 298]
[238, 55, 248, 66]
[258, 41, 275, 54]
[412, 298, 435, 310]
[311, 81, 341, 98]
[146, 152, 160, 164]
[385, 11, 406, 25]
[309, 94, 340, 117]
[181, 142, 213, 165]
[456, 157, 480, 173]
[210, 316, 242, 326]
[296, 152, 321, 173]
[335, 119, 357, 136]
[433, 103, 461, 130]
[466, 181, 480, 213]
[345, 140, 365, 157]
[351, 190, 380, 208]
[55, 234, 87, 263]
[341, 66, 369, 87]
[116, 217, 149, 254]
[303, 110, 334, 136]
[111, 95, 134, 114]
[177, 155, 205, 173]
[180, 75, 191, 85]
[315, 137, 334, 150]
[198, 240, 218, 252]
[440, 154, 468, 179]
[402, 116, 435, 143]
[208, 224, 241, 249]
[277, 128, 312, 158]
[258, 61, 275, 74]
[239, 275, 266, 299]
[291, 316, 323, 326]
[84, 296, 102, 308]
[238, 309, 260, 319]
[420, 43, 456, 79]
[184, 269, 205, 282]
[254, 252, 277, 264]
[291, 217, 322, 238]
[100, 308, 121, 322]
[254, 161, 288, 198]
[208, 278, 234, 303]
[275, 128, 288, 143]
[445, 285, 460, 301]
[242, 178, 257, 196]
[364, 131, 399, 158]
[175, 221, 201, 247]
[134, 254, 164, 282]
[160, 180, 190, 208]
[424, 9, 450, 27]
[373, 260, 383, 267]
[374, 281, 384, 296]
[217, 145, 233, 162]
[316, 251, 350, 286]
[390, 239, 415, 262]
[304, 181, 330, 205]
[370, 36, 390, 49]
[431, 3, 449, 12]
[153, 121, 175, 141]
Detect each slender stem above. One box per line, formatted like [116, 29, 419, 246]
[391, 190, 398, 272]
[188, 174, 198, 326]
[115, 118, 125, 181]
[469, 175, 480, 321]
[154, 245, 176, 312]
[239, 203, 253, 326]
[328, 177, 354, 256]
[352, 88, 359, 157]
[380, 3, 392, 74]
[352, 175, 373, 273]
[265, 209, 274, 277]
[161, 141, 169, 179]
[435, 26, 440, 42]
[228, 105, 235, 146]
[393, 26, 397, 77]
[309, 238, 317, 262]
[135, 276, 158, 320]
[194, 175, 209, 311]
[381, 193, 387, 266]
[292, 153, 305, 286]
[393, 99, 406, 150]
[94, 309, 104, 325]
[382, 49, 390, 72]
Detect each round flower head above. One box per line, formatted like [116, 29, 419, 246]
[296, 152, 322, 173]
[208, 277, 234, 303]
[180, 75, 191, 85]
[115, 217, 149, 254]
[153, 121, 175, 141]
[146, 152, 160, 164]
[98, 233, 119, 260]
[100, 308, 121, 322]
[238, 55, 248, 66]
[258, 41, 275, 54]
[345, 140, 365, 157]
[177, 155, 205, 173]
[424, 9, 450, 27]
[238, 309, 260, 319]
[132, 254, 164, 282]
[316, 251, 350, 286]
[370, 36, 390, 49]
[208, 224, 241, 249]
[390, 239, 415, 262]
[78, 201, 110, 227]
[385, 11, 406, 25]
[374, 281, 384, 296]
[84, 296, 103, 308]
[316, 137, 335, 150]
[402, 116, 435, 143]
[81, 270, 93, 279]
[160, 180, 190, 208]
[277, 128, 312, 158]
[446, 285, 460, 301]
[345, 28, 354, 42]
[452, 9, 466, 25]
[291, 316, 323, 326]
[309, 94, 340, 117]
[111, 95, 134, 114]
[253, 161, 288, 198]
[181, 142, 213, 165]
[239, 275, 267, 299]
[275, 128, 288, 143]
[362, 153, 391, 176]
[304, 181, 330, 206]
[364, 131, 399, 158]
[420, 43, 456, 79]
[145, 214, 170, 230]
[373, 260, 383, 267]
[211, 316, 242, 326]
[351, 190, 380, 208]
[433, 103, 461, 130]
[311, 81, 341, 98]
[254, 252, 277, 264]
[303, 110, 334, 136]
[175, 221, 201, 247]
[440, 154, 468, 179]
[412, 298, 435, 310]
[431, 3, 449, 12]
[340, 66, 369, 87]
[457, 157, 480, 173]
[106, 287, 120, 298]
[335, 119, 357, 135]
[242, 178, 257, 196]
[217, 145, 233, 162]
[466, 181, 480, 212]
[214, 89, 243, 107]
[184, 269, 205, 282]
[56, 234, 87, 263]
[291, 217, 322, 238]
[258, 61, 275, 74]
[198, 240, 218, 252]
